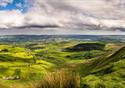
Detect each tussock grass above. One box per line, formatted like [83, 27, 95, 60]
[35, 70, 80, 88]
[0, 83, 9, 88]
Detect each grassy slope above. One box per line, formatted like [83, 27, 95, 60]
[0, 41, 124, 88]
[80, 45, 125, 88]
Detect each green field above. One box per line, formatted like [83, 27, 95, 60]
[0, 40, 125, 88]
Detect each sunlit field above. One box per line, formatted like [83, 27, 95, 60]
[0, 35, 125, 88]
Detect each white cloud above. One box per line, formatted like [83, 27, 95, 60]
[0, 0, 13, 7]
[0, 0, 125, 35]
[0, 10, 25, 28]
[16, 3, 22, 8]
[30, 0, 125, 28]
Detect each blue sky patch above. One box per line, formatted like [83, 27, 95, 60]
[0, 0, 30, 13]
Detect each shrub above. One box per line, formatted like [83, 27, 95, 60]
[35, 70, 80, 88]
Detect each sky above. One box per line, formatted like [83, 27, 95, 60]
[0, 0, 29, 12]
[0, 0, 125, 35]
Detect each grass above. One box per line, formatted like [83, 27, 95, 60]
[0, 83, 9, 88]
[0, 41, 124, 88]
[34, 70, 80, 88]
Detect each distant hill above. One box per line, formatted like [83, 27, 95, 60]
[0, 35, 125, 42]
[65, 43, 105, 51]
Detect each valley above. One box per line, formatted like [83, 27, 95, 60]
[0, 35, 125, 88]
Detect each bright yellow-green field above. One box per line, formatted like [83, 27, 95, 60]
[0, 41, 124, 88]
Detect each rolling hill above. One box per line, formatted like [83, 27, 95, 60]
[80, 45, 125, 88]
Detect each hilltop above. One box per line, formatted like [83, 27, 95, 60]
[65, 42, 105, 51]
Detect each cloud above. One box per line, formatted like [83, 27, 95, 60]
[0, 0, 13, 7]
[0, 0, 125, 35]
[0, 10, 25, 28]
[29, 0, 125, 27]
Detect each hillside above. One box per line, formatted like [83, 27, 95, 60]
[80, 46, 125, 88]
[0, 40, 124, 88]
[66, 43, 105, 51]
